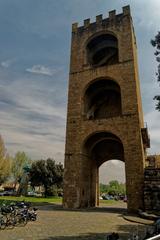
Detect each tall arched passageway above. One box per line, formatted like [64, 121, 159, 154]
[81, 132, 125, 208]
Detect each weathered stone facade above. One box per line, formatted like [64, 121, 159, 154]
[144, 156, 160, 212]
[63, 6, 149, 212]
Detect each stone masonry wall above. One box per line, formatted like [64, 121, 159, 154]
[144, 168, 160, 212]
[63, 6, 146, 213]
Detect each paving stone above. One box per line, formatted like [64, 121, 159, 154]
[0, 203, 147, 240]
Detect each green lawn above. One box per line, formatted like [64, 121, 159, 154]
[0, 196, 62, 206]
[99, 199, 119, 205]
[0, 196, 118, 206]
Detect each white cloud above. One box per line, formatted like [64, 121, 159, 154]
[99, 160, 125, 184]
[133, 0, 160, 30]
[0, 73, 66, 160]
[0, 0, 160, 170]
[1, 59, 14, 68]
[0, 104, 66, 161]
[26, 65, 58, 76]
[144, 110, 160, 154]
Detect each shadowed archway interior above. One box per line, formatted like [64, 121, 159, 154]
[81, 132, 124, 207]
[86, 34, 118, 67]
[84, 79, 122, 120]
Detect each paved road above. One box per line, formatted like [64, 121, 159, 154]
[0, 202, 147, 240]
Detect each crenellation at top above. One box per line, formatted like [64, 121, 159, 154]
[72, 5, 131, 33]
[72, 22, 78, 32]
[96, 14, 103, 23]
[123, 5, 130, 15]
[84, 18, 90, 28]
[109, 10, 116, 19]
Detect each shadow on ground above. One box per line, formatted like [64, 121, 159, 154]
[38, 204, 127, 214]
[40, 224, 146, 240]
[117, 223, 146, 239]
[40, 233, 127, 240]
[38, 220, 147, 240]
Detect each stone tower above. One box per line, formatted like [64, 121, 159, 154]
[63, 5, 150, 212]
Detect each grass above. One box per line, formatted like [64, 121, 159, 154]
[0, 196, 62, 206]
[100, 199, 119, 205]
[0, 196, 119, 206]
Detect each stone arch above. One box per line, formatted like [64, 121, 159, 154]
[80, 131, 124, 207]
[86, 33, 119, 67]
[83, 78, 122, 120]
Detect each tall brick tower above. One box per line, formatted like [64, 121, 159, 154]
[63, 6, 150, 212]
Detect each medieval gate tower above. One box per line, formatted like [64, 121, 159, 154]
[63, 5, 150, 212]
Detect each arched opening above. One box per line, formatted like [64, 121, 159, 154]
[86, 34, 118, 67]
[99, 160, 126, 201]
[82, 132, 125, 207]
[84, 79, 122, 120]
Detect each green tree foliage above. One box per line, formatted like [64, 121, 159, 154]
[151, 32, 160, 110]
[100, 180, 126, 195]
[0, 135, 11, 184]
[11, 151, 31, 188]
[29, 159, 63, 197]
[99, 183, 109, 194]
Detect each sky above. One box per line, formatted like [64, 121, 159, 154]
[0, 0, 160, 183]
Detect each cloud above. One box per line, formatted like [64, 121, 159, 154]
[1, 59, 14, 68]
[0, 0, 159, 176]
[0, 101, 66, 161]
[0, 71, 67, 160]
[26, 65, 58, 76]
[144, 110, 160, 154]
[133, 0, 160, 31]
[99, 160, 125, 184]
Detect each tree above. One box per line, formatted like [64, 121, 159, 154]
[151, 31, 160, 110]
[108, 180, 126, 195]
[100, 180, 126, 196]
[29, 158, 63, 197]
[11, 151, 31, 189]
[100, 183, 109, 194]
[0, 135, 11, 184]
[108, 180, 120, 195]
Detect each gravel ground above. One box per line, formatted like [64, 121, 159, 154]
[0, 202, 148, 240]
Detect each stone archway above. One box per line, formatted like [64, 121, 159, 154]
[81, 132, 124, 207]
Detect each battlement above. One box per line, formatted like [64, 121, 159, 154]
[72, 5, 131, 33]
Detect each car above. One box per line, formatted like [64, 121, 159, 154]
[109, 195, 114, 200]
[114, 196, 119, 201]
[0, 190, 16, 196]
[123, 196, 127, 202]
[102, 194, 111, 200]
[27, 191, 36, 196]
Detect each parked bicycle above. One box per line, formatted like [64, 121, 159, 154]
[0, 201, 38, 230]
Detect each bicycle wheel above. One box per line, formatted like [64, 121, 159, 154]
[0, 216, 6, 230]
[16, 214, 27, 226]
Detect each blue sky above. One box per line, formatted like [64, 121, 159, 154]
[0, 1, 160, 181]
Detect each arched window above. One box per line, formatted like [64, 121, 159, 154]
[84, 79, 122, 120]
[86, 34, 118, 67]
